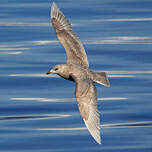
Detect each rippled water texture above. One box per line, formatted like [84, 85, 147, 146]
[0, 0, 152, 151]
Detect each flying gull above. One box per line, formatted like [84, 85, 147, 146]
[46, 2, 110, 144]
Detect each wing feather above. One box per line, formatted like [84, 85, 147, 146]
[75, 78, 101, 144]
[51, 3, 89, 68]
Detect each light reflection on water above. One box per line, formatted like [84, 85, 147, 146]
[39, 121, 152, 131]
[10, 97, 128, 102]
[0, 114, 71, 121]
[0, 0, 152, 151]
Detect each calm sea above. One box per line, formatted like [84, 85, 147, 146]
[0, 0, 152, 151]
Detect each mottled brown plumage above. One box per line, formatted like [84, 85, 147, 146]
[46, 2, 110, 144]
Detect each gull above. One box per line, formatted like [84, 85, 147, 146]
[46, 2, 110, 144]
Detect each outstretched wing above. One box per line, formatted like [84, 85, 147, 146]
[51, 3, 89, 68]
[75, 78, 101, 144]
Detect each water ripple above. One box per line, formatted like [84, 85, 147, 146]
[10, 97, 128, 102]
[0, 52, 22, 55]
[103, 121, 152, 128]
[0, 114, 71, 121]
[108, 75, 136, 78]
[8, 73, 58, 77]
[0, 22, 77, 27]
[39, 121, 152, 131]
[0, 48, 29, 51]
[106, 71, 152, 74]
[84, 36, 152, 44]
[93, 18, 152, 22]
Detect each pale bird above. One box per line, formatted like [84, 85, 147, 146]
[46, 2, 110, 144]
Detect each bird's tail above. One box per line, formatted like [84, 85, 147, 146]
[91, 71, 110, 87]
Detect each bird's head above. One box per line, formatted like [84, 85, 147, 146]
[46, 64, 66, 75]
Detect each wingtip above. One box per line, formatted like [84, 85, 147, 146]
[96, 131, 101, 144]
[83, 118, 102, 144]
[52, 2, 57, 9]
[97, 137, 102, 144]
[51, 2, 58, 18]
[105, 80, 110, 87]
[97, 140, 102, 145]
[106, 77, 110, 87]
[93, 133, 101, 144]
[50, 2, 72, 31]
[94, 133, 102, 144]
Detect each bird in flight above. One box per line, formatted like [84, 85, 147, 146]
[46, 2, 110, 144]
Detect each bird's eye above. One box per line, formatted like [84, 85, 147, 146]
[55, 68, 58, 71]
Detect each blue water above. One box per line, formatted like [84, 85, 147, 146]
[0, 0, 152, 151]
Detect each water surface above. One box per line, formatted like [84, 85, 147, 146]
[0, 0, 152, 151]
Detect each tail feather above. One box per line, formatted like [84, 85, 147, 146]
[91, 71, 110, 87]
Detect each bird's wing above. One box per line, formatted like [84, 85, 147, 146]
[74, 78, 101, 144]
[51, 3, 89, 68]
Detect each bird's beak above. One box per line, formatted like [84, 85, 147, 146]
[46, 69, 54, 75]
[46, 71, 51, 75]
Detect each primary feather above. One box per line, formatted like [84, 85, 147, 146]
[75, 78, 101, 144]
[51, 3, 89, 68]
